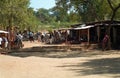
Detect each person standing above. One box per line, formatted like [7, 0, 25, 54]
[102, 33, 109, 51]
[2, 35, 8, 50]
[37, 32, 41, 42]
[0, 35, 3, 48]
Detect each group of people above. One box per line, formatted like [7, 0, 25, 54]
[36, 30, 70, 44]
[27, 30, 110, 51]
[0, 32, 23, 50]
[12, 29, 110, 51]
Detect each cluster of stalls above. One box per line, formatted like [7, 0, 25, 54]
[63, 20, 120, 49]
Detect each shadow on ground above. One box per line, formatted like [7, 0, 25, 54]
[7, 50, 96, 58]
[5, 46, 120, 78]
[57, 57, 120, 78]
[6, 46, 120, 58]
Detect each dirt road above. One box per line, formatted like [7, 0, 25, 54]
[0, 41, 120, 78]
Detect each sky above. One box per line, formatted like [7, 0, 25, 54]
[30, 0, 56, 10]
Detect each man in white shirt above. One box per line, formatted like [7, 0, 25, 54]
[2, 36, 8, 49]
[0, 36, 3, 47]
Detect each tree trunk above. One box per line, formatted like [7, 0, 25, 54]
[107, 0, 120, 49]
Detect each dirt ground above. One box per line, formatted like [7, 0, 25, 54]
[0, 41, 120, 78]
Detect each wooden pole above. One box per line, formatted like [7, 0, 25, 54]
[79, 30, 81, 42]
[97, 26, 100, 43]
[113, 27, 116, 45]
[88, 28, 90, 44]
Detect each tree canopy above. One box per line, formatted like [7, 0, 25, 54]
[0, 0, 120, 31]
[0, 0, 39, 31]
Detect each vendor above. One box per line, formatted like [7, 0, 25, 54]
[0, 34, 3, 48]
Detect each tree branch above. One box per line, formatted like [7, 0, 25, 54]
[107, 0, 114, 11]
[114, 3, 120, 11]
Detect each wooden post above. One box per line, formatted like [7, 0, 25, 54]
[88, 28, 90, 44]
[113, 27, 116, 45]
[79, 30, 81, 42]
[97, 26, 100, 43]
[76, 30, 78, 42]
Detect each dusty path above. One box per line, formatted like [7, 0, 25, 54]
[0, 41, 120, 78]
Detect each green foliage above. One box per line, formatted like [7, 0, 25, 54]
[0, 0, 120, 31]
[0, 0, 39, 31]
[35, 8, 53, 24]
[52, 0, 120, 23]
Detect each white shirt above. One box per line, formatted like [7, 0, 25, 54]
[0, 37, 3, 45]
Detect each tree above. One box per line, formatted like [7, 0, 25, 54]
[52, 0, 111, 23]
[35, 8, 51, 24]
[107, 0, 120, 49]
[51, 0, 70, 22]
[0, 0, 40, 31]
[107, 0, 120, 21]
[25, 7, 40, 31]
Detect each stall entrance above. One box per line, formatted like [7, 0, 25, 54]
[113, 26, 120, 49]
